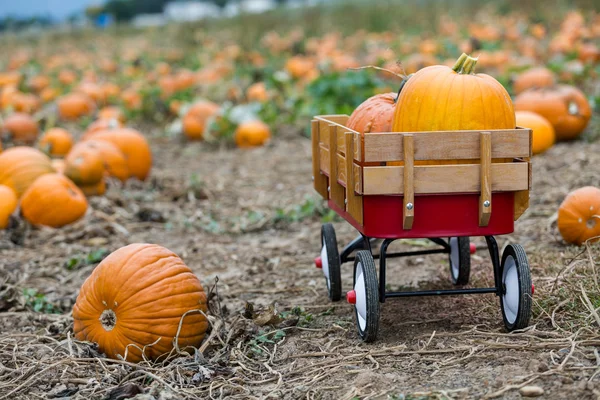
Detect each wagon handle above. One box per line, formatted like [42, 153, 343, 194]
[479, 132, 492, 226]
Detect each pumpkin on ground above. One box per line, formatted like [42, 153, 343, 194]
[74, 140, 129, 182]
[64, 146, 105, 186]
[57, 93, 96, 120]
[0, 147, 55, 197]
[84, 128, 152, 181]
[512, 67, 555, 95]
[2, 113, 39, 145]
[514, 85, 591, 141]
[234, 120, 271, 148]
[79, 179, 107, 197]
[558, 186, 600, 246]
[38, 128, 73, 157]
[182, 101, 220, 140]
[393, 53, 515, 132]
[515, 111, 555, 155]
[72, 243, 209, 362]
[20, 173, 88, 228]
[0, 185, 18, 229]
[82, 118, 123, 140]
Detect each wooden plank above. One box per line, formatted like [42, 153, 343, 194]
[319, 144, 329, 175]
[362, 163, 529, 195]
[311, 120, 329, 199]
[362, 129, 531, 163]
[403, 134, 414, 230]
[479, 132, 492, 227]
[315, 115, 349, 148]
[345, 132, 363, 225]
[328, 124, 345, 208]
[514, 190, 529, 221]
[337, 153, 346, 184]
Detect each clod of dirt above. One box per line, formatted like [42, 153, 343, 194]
[107, 383, 144, 400]
[519, 386, 545, 397]
[136, 208, 166, 222]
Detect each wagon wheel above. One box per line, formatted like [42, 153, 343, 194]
[448, 237, 471, 285]
[348, 250, 379, 342]
[319, 223, 342, 301]
[500, 244, 532, 331]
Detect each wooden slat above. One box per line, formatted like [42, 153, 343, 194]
[328, 124, 345, 208]
[319, 144, 329, 175]
[311, 120, 328, 199]
[336, 153, 346, 184]
[362, 129, 531, 163]
[345, 132, 363, 224]
[479, 132, 492, 227]
[514, 190, 529, 221]
[315, 115, 350, 148]
[403, 134, 414, 230]
[362, 163, 529, 195]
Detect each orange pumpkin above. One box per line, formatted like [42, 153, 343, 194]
[11, 92, 41, 114]
[0, 147, 55, 196]
[247, 82, 269, 102]
[38, 128, 73, 157]
[393, 53, 515, 132]
[558, 186, 600, 246]
[57, 93, 96, 121]
[83, 118, 123, 139]
[182, 101, 220, 141]
[72, 243, 208, 362]
[98, 106, 126, 123]
[0, 185, 18, 229]
[347, 92, 397, 134]
[79, 179, 107, 197]
[235, 120, 271, 148]
[84, 128, 152, 181]
[74, 140, 129, 182]
[58, 69, 77, 85]
[513, 67, 555, 95]
[21, 173, 88, 227]
[2, 113, 39, 145]
[64, 146, 105, 186]
[514, 85, 591, 141]
[515, 111, 555, 155]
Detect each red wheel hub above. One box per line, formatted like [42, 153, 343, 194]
[469, 243, 476, 254]
[346, 290, 356, 304]
[314, 256, 322, 269]
[531, 283, 535, 295]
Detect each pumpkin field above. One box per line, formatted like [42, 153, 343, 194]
[1, 0, 600, 398]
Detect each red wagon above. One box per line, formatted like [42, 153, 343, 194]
[311, 115, 533, 341]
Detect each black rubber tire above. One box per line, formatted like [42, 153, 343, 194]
[500, 244, 532, 331]
[353, 250, 380, 342]
[449, 237, 471, 285]
[321, 223, 342, 301]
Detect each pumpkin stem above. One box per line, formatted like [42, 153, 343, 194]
[452, 53, 479, 74]
[100, 309, 117, 332]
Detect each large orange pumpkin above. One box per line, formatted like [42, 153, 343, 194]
[0, 185, 18, 229]
[57, 93, 96, 120]
[234, 120, 271, 148]
[64, 146, 105, 186]
[512, 67, 555, 95]
[392, 53, 515, 132]
[82, 118, 123, 140]
[20, 173, 88, 228]
[0, 147, 55, 197]
[558, 186, 600, 246]
[73, 140, 129, 182]
[84, 128, 152, 181]
[2, 113, 39, 145]
[347, 92, 397, 134]
[72, 243, 209, 362]
[514, 85, 591, 141]
[38, 128, 73, 157]
[182, 101, 220, 140]
[515, 111, 555, 155]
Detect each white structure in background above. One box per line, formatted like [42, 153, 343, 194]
[164, 1, 221, 22]
[132, 14, 167, 27]
[223, 0, 277, 17]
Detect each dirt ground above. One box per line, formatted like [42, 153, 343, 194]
[1, 127, 600, 400]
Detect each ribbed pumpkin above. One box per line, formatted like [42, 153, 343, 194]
[2, 113, 40, 145]
[21, 173, 88, 227]
[514, 85, 591, 141]
[0, 147, 55, 197]
[57, 93, 96, 121]
[515, 111, 555, 155]
[347, 92, 397, 134]
[234, 120, 271, 148]
[75, 140, 129, 182]
[64, 146, 105, 186]
[558, 187, 600, 246]
[392, 53, 515, 132]
[72, 243, 209, 362]
[83, 128, 152, 180]
[0, 185, 18, 229]
[513, 67, 555, 95]
[182, 101, 220, 140]
[38, 128, 73, 157]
